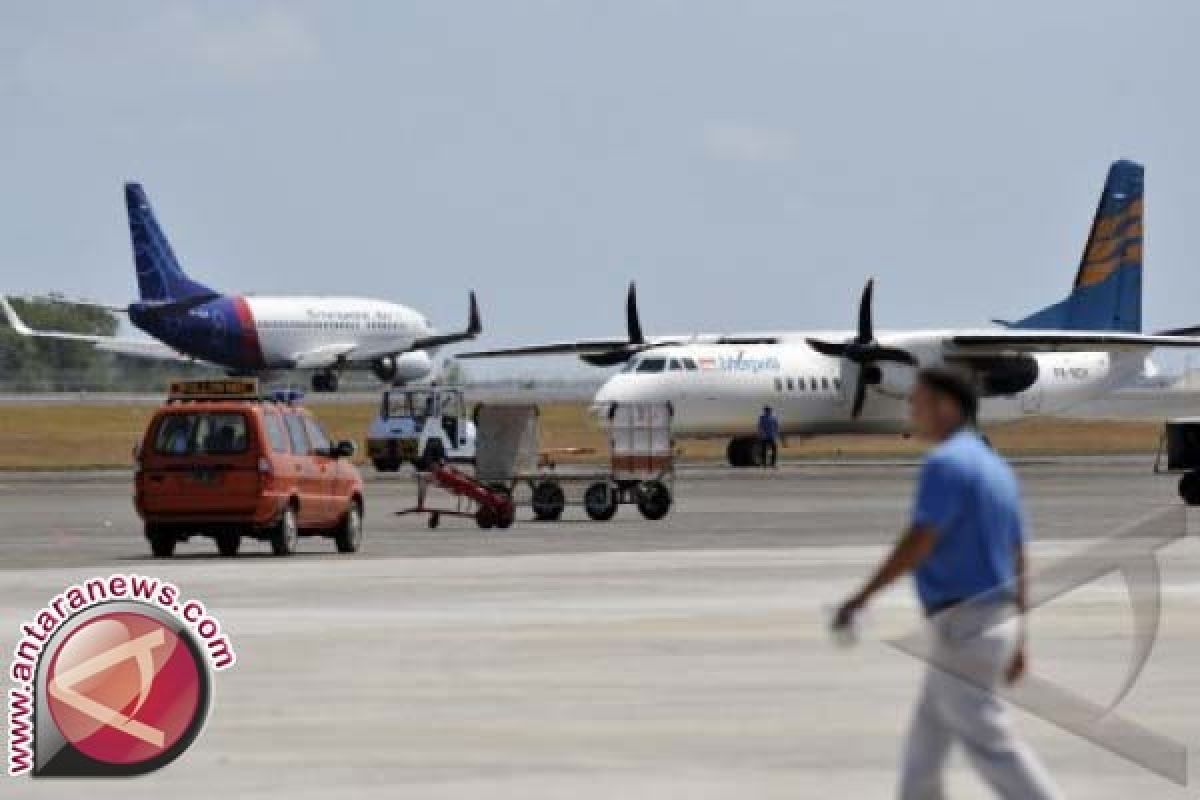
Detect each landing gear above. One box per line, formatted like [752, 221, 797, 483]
[726, 437, 764, 468]
[311, 371, 340, 393]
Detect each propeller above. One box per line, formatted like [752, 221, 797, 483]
[580, 282, 652, 366]
[806, 279, 917, 417]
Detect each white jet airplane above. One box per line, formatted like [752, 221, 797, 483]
[463, 160, 1200, 465]
[1, 183, 481, 392]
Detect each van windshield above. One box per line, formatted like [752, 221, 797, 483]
[153, 412, 250, 456]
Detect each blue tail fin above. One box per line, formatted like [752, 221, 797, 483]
[125, 183, 215, 303]
[1012, 160, 1143, 332]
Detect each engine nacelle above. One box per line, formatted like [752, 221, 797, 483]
[970, 355, 1040, 396]
[372, 351, 433, 384]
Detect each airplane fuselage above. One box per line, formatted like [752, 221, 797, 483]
[129, 296, 432, 372]
[592, 337, 1145, 437]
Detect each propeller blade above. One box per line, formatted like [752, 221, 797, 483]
[806, 338, 849, 358]
[869, 345, 918, 366]
[581, 348, 639, 367]
[857, 278, 875, 344]
[851, 374, 869, 418]
[626, 282, 645, 345]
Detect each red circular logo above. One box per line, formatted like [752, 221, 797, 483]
[45, 611, 204, 767]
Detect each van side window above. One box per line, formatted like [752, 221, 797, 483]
[774, 377, 783, 391]
[284, 413, 311, 455]
[786, 378, 794, 391]
[810, 377, 818, 391]
[833, 377, 842, 390]
[821, 377, 830, 391]
[668, 358, 683, 371]
[263, 413, 290, 454]
[797, 377, 806, 391]
[303, 417, 332, 454]
[682, 358, 698, 371]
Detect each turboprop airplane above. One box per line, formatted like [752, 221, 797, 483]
[1, 183, 481, 392]
[462, 160, 1200, 466]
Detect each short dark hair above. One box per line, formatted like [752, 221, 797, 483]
[916, 367, 978, 424]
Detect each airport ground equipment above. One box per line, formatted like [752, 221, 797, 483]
[394, 403, 535, 529]
[401, 464, 517, 529]
[500, 402, 676, 522]
[367, 385, 477, 472]
[1153, 417, 1200, 505]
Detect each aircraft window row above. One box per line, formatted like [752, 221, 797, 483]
[774, 376, 842, 393]
[259, 319, 405, 331]
[628, 357, 699, 374]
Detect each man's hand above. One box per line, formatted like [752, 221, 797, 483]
[1005, 641, 1027, 685]
[832, 594, 866, 632]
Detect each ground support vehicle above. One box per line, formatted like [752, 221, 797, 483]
[1154, 417, 1200, 505]
[367, 386, 476, 472]
[135, 379, 364, 557]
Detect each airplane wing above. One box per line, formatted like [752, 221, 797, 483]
[0, 296, 194, 362]
[945, 330, 1200, 355]
[285, 343, 359, 370]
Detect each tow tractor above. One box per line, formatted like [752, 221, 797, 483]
[367, 386, 476, 472]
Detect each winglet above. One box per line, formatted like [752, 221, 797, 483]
[626, 282, 644, 345]
[0, 297, 34, 336]
[409, 290, 483, 351]
[467, 290, 482, 337]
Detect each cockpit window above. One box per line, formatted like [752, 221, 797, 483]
[621, 359, 639, 373]
[636, 358, 667, 373]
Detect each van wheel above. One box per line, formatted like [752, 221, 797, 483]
[335, 500, 363, 553]
[147, 525, 176, 558]
[270, 506, 299, 556]
[215, 532, 241, 557]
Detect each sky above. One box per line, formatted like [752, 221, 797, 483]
[3, 2, 1200, 375]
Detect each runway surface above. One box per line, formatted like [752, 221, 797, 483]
[2, 457, 1198, 798]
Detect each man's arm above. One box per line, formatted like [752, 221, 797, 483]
[1006, 542, 1030, 684]
[833, 524, 937, 628]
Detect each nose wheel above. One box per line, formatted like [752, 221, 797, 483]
[312, 371, 340, 392]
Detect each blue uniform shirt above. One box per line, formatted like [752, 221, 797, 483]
[911, 429, 1025, 612]
[758, 412, 779, 440]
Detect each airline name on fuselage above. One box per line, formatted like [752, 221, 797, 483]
[697, 352, 782, 374]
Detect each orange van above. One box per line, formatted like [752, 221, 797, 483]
[134, 380, 364, 558]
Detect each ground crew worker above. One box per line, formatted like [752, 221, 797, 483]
[757, 406, 779, 467]
[833, 368, 1062, 800]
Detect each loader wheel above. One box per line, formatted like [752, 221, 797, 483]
[532, 481, 566, 521]
[584, 481, 617, 521]
[636, 480, 672, 521]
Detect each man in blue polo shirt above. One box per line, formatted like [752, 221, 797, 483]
[757, 406, 780, 468]
[833, 368, 1061, 800]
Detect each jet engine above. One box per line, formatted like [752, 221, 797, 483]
[372, 351, 433, 384]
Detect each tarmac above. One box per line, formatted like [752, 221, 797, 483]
[2, 456, 1199, 798]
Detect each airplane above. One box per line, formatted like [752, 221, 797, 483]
[462, 160, 1200, 466]
[1, 183, 481, 392]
